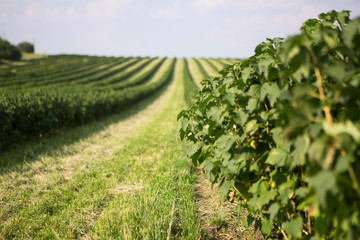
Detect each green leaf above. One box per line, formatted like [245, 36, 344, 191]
[283, 216, 303, 238]
[269, 202, 280, 224]
[186, 141, 201, 157]
[266, 148, 291, 167]
[295, 187, 308, 198]
[247, 189, 276, 210]
[242, 67, 253, 84]
[335, 154, 353, 173]
[244, 119, 258, 134]
[181, 118, 189, 131]
[207, 104, 228, 124]
[247, 84, 261, 100]
[223, 158, 238, 174]
[261, 217, 271, 235]
[258, 189, 277, 207]
[343, 17, 360, 49]
[323, 120, 360, 143]
[271, 171, 287, 187]
[258, 54, 275, 79]
[310, 170, 337, 208]
[271, 127, 286, 147]
[265, 82, 281, 107]
[177, 110, 187, 120]
[290, 134, 310, 168]
[247, 98, 261, 113]
[219, 179, 235, 196]
[337, 10, 350, 28]
[215, 134, 239, 152]
[235, 109, 249, 126]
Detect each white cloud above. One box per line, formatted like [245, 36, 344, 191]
[150, 2, 183, 20]
[65, 6, 82, 19]
[17, 0, 133, 23]
[23, 2, 41, 19]
[224, 14, 266, 29]
[237, 0, 297, 11]
[85, 0, 131, 20]
[0, 0, 11, 22]
[22, 2, 62, 22]
[189, 0, 226, 9]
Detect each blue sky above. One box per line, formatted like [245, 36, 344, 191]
[1, 0, 359, 58]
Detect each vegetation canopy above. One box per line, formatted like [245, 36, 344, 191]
[17, 42, 35, 53]
[178, 10, 360, 239]
[0, 37, 21, 61]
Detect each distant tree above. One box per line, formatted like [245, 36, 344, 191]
[0, 37, 21, 61]
[17, 41, 34, 53]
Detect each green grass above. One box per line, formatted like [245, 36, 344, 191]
[90, 59, 200, 239]
[21, 52, 48, 60]
[0, 59, 201, 239]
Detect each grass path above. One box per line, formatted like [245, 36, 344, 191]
[207, 58, 227, 72]
[197, 58, 220, 77]
[186, 58, 207, 86]
[186, 58, 259, 240]
[0, 65, 176, 226]
[88, 59, 200, 239]
[0, 59, 201, 239]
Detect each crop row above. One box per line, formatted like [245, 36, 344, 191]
[0, 56, 175, 149]
[0, 56, 125, 88]
[179, 11, 360, 239]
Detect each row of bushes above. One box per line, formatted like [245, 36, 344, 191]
[179, 11, 360, 239]
[0, 38, 35, 61]
[0, 58, 176, 149]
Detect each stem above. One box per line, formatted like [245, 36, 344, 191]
[264, 103, 270, 134]
[279, 226, 289, 240]
[323, 142, 336, 170]
[314, 67, 333, 124]
[301, 167, 305, 179]
[307, 211, 312, 234]
[348, 166, 360, 197]
[289, 76, 293, 86]
[243, 127, 249, 140]
[166, 199, 176, 240]
[302, 229, 309, 235]
[264, 103, 269, 111]
[197, 137, 205, 147]
[291, 200, 296, 213]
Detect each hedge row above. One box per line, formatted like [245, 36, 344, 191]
[0, 58, 175, 149]
[179, 11, 360, 239]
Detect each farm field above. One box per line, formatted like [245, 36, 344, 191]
[0, 56, 249, 239]
[1, 11, 360, 240]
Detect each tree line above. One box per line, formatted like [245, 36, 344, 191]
[0, 37, 34, 61]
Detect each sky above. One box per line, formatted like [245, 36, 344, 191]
[1, 0, 360, 58]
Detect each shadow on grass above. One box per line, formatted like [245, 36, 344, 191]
[0, 77, 174, 175]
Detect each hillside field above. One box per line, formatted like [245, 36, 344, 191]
[0, 56, 249, 239]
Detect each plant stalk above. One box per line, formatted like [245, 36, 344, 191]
[314, 67, 333, 124]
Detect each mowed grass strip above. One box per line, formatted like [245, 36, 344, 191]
[0, 59, 201, 239]
[207, 58, 226, 72]
[0, 65, 177, 239]
[89, 59, 200, 240]
[0, 69, 175, 231]
[146, 58, 175, 85]
[186, 58, 207, 86]
[216, 58, 233, 65]
[197, 58, 221, 77]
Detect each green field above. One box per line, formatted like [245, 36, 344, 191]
[1, 10, 359, 240]
[0, 56, 251, 239]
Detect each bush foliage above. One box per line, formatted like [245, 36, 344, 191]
[17, 41, 34, 53]
[179, 10, 360, 239]
[0, 37, 21, 61]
